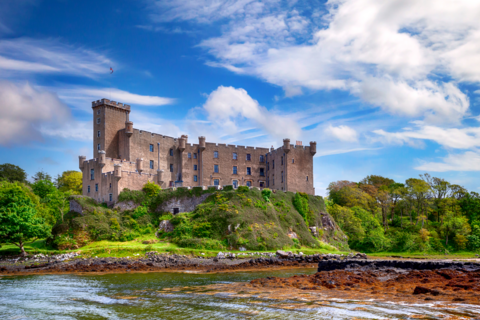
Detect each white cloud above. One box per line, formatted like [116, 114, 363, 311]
[0, 38, 112, 77]
[324, 124, 358, 142]
[201, 86, 302, 140]
[316, 147, 380, 157]
[373, 124, 480, 149]
[0, 81, 72, 146]
[53, 86, 175, 112]
[415, 151, 480, 172]
[167, 0, 480, 124]
[149, 0, 257, 23]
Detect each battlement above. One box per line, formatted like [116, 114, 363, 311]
[92, 98, 131, 111]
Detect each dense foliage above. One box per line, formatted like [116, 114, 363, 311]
[327, 174, 479, 253]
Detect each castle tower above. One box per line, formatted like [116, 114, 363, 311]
[92, 99, 131, 159]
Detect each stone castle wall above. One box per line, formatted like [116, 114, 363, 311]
[80, 99, 317, 204]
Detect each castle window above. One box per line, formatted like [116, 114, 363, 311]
[97, 131, 101, 137]
[170, 164, 173, 172]
[214, 151, 218, 158]
[193, 153, 197, 159]
[95, 183, 98, 192]
[150, 160, 154, 169]
[96, 118, 101, 124]
[109, 194, 112, 202]
[188, 152, 191, 158]
[90, 169, 94, 180]
[246, 154, 251, 161]
[194, 175, 197, 182]
[97, 110, 100, 115]
[233, 180, 238, 188]
[246, 167, 251, 175]
[281, 171, 284, 183]
[109, 183, 112, 189]
[260, 181, 264, 188]
[150, 144, 154, 152]
[233, 152, 237, 160]
[214, 164, 219, 173]
[259, 155, 264, 162]
[87, 185, 90, 193]
[272, 160, 275, 169]
[306, 176, 308, 181]
[194, 165, 197, 171]
[233, 166, 237, 174]
[260, 168, 265, 176]
[246, 181, 252, 187]
[214, 179, 220, 186]
[292, 158, 295, 164]
[169, 149, 173, 156]
[97, 144, 101, 150]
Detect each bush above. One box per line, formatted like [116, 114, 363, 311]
[118, 188, 146, 204]
[142, 181, 161, 197]
[223, 185, 234, 191]
[261, 188, 272, 202]
[237, 186, 249, 193]
[293, 192, 313, 226]
[454, 234, 468, 250]
[132, 206, 148, 219]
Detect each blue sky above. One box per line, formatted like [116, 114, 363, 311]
[1, 0, 480, 195]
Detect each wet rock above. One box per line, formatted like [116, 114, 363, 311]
[276, 250, 289, 258]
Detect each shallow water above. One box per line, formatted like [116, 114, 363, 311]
[1, 268, 479, 319]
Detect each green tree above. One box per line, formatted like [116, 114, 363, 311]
[0, 182, 50, 255]
[0, 163, 27, 183]
[57, 170, 82, 194]
[32, 179, 57, 199]
[328, 204, 365, 242]
[44, 189, 71, 222]
[32, 170, 52, 183]
[350, 206, 389, 252]
[442, 210, 470, 247]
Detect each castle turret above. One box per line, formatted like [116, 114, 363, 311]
[136, 158, 143, 173]
[283, 138, 291, 153]
[178, 136, 186, 152]
[114, 163, 122, 180]
[125, 121, 133, 138]
[157, 169, 164, 185]
[199, 136, 206, 152]
[79, 156, 86, 170]
[98, 150, 106, 168]
[310, 141, 317, 156]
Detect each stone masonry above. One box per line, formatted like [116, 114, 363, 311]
[79, 98, 316, 204]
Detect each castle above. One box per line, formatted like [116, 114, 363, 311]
[79, 99, 316, 204]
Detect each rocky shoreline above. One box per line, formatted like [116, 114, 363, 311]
[0, 251, 362, 275]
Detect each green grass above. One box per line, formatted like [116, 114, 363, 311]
[1, 235, 346, 258]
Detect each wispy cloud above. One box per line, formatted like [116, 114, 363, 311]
[0, 38, 112, 78]
[415, 151, 480, 172]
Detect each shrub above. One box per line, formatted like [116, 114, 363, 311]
[237, 186, 249, 193]
[142, 181, 161, 197]
[177, 238, 225, 250]
[223, 185, 234, 191]
[454, 234, 468, 250]
[118, 188, 146, 204]
[293, 192, 313, 226]
[132, 206, 148, 219]
[261, 188, 272, 202]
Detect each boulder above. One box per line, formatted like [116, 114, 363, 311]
[287, 230, 298, 239]
[276, 250, 289, 258]
[217, 252, 225, 259]
[69, 199, 84, 215]
[158, 220, 174, 233]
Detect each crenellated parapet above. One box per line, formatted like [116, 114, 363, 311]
[92, 99, 131, 111]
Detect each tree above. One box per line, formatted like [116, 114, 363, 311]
[32, 170, 52, 183]
[142, 181, 161, 197]
[32, 179, 57, 199]
[44, 189, 71, 223]
[0, 163, 27, 183]
[442, 210, 470, 247]
[328, 204, 365, 242]
[57, 170, 82, 194]
[0, 182, 50, 255]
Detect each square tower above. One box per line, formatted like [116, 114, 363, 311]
[92, 99, 131, 159]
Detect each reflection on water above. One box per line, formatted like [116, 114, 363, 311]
[0, 268, 479, 319]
